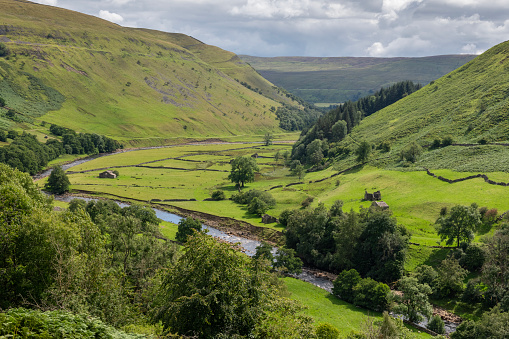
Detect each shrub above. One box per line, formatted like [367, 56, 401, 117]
[248, 197, 269, 216]
[316, 323, 340, 339]
[112, 170, 120, 177]
[0, 96, 5, 107]
[400, 142, 422, 163]
[460, 244, 485, 272]
[431, 139, 442, 149]
[278, 209, 294, 226]
[353, 278, 390, 311]
[461, 279, 485, 303]
[0, 42, 9, 57]
[175, 217, 202, 243]
[232, 189, 275, 207]
[301, 196, 314, 208]
[211, 190, 226, 201]
[441, 136, 454, 146]
[427, 315, 445, 334]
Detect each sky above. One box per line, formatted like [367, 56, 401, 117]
[32, 0, 509, 58]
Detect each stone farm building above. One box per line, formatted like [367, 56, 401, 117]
[99, 170, 117, 179]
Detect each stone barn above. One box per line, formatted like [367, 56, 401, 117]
[99, 170, 117, 179]
[371, 201, 389, 210]
[364, 190, 382, 201]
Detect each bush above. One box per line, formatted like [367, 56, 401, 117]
[353, 278, 390, 311]
[232, 189, 275, 207]
[460, 244, 485, 272]
[316, 322, 340, 339]
[461, 279, 485, 303]
[0, 42, 9, 57]
[427, 315, 445, 334]
[301, 196, 314, 208]
[400, 142, 422, 163]
[278, 209, 294, 226]
[442, 136, 454, 146]
[248, 197, 269, 216]
[0, 96, 5, 107]
[112, 170, 120, 177]
[332, 269, 361, 303]
[211, 190, 226, 201]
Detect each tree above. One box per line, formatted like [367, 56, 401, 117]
[451, 307, 509, 339]
[427, 315, 446, 335]
[228, 156, 259, 188]
[45, 165, 71, 194]
[273, 247, 303, 274]
[393, 276, 432, 323]
[436, 258, 467, 297]
[211, 190, 225, 200]
[175, 217, 202, 243]
[254, 242, 274, 263]
[264, 132, 273, 146]
[291, 163, 305, 180]
[0, 96, 5, 107]
[400, 142, 422, 163]
[332, 120, 347, 142]
[154, 232, 289, 338]
[333, 269, 362, 303]
[355, 141, 371, 163]
[0, 130, 6, 142]
[435, 204, 481, 247]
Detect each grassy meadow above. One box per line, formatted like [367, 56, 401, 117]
[40, 140, 509, 268]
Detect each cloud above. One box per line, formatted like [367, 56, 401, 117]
[367, 36, 432, 57]
[35, 0, 58, 5]
[98, 10, 124, 24]
[35, 0, 509, 57]
[461, 43, 484, 55]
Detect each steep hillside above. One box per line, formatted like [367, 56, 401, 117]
[241, 55, 475, 104]
[0, 0, 297, 144]
[348, 40, 509, 150]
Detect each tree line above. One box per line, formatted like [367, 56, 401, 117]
[291, 81, 422, 165]
[0, 125, 121, 175]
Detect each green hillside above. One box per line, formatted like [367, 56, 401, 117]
[240, 55, 476, 104]
[0, 0, 298, 145]
[346, 40, 509, 152]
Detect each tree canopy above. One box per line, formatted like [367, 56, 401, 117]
[228, 156, 259, 188]
[435, 204, 481, 247]
[45, 165, 70, 194]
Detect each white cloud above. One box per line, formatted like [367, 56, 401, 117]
[230, 0, 310, 19]
[35, 0, 58, 5]
[98, 10, 125, 24]
[109, 0, 134, 4]
[367, 36, 431, 57]
[461, 43, 484, 55]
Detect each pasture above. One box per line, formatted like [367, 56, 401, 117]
[45, 141, 509, 269]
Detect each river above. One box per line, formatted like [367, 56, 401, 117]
[42, 150, 457, 334]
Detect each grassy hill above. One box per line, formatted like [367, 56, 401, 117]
[0, 0, 299, 145]
[344, 40, 509, 153]
[240, 55, 476, 104]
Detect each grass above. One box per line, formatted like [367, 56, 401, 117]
[44, 142, 509, 257]
[284, 277, 431, 338]
[0, 0, 305, 145]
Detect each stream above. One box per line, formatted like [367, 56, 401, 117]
[42, 151, 457, 335]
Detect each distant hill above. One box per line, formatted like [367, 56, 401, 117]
[347, 40, 509, 149]
[0, 0, 301, 144]
[240, 55, 476, 104]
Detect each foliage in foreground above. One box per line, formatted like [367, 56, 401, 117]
[154, 232, 314, 338]
[0, 308, 146, 339]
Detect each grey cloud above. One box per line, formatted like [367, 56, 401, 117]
[30, 0, 509, 57]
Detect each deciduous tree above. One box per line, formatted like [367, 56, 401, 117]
[228, 156, 259, 188]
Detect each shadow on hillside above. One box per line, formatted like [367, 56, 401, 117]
[325, 294, 378, 316]
[423, 248, 450, 267]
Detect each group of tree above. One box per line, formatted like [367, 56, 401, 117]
[0, 127, 121, 175]
[232, 189, 277, 216]
[275, 103, 324, 131]
[291, 81, 421, 165]
[1, 163, 348, 338]
[283, 201, 410, 283]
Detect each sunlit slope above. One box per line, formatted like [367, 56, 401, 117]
[348, 40, 509, 149]
[0, 0, 294, 142]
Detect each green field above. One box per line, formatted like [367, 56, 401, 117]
[284, 277, 431, 338]
[41, 141, 509, 259]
